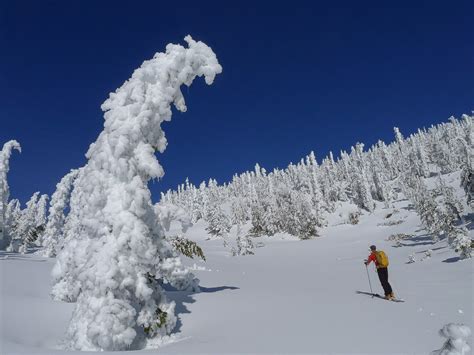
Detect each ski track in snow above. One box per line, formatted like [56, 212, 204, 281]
[1, 192, 472, 354]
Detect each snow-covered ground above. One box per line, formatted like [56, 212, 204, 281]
[1, 183, 472, 354]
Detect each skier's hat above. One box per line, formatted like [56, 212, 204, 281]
[370, 245, 376, 251]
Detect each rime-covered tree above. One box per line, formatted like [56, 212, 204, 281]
[403, 174, 469, 254]
[348, 143, 374, 211]
[4, 199, 21, 247]
[450, 230, 472, 259]
[206, 202, 231, 239]
[458, 116, 473, 207]
[0, 140, 21, 249]
[39, 169, 79, 257]
[235, 224, 254, 255]
[7, 192, 39, 253]
[51, 36, 221, 351]
[20, 194, 49, 253]
[34, 194, 49, 227]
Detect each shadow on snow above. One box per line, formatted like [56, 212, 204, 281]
[166, 285, 239, 333]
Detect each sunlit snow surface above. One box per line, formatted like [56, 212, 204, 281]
[1, 172, 472, 354]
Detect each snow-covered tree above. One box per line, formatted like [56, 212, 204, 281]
[348, 143, 374, 212]
[458, 117, 473, 207]
[206, 202, 231, 239]
[7, 192, 39, 253]
[39, 169, 79, 257]
[4, 199, 21, 247]
[432, 323, 471, 355]
[230, 196, 251, 225]
[436, 177, 464, 222]
[51, 36, 222, 351]
[450, 230, 472, 260]
[460, 162, 473, 208]
[34, 194, 49, 228]
[154, 202, 192, 235]
[27, 193, 49, 247]
[0, 140, 21, 249]
[235, 224, 254, 256]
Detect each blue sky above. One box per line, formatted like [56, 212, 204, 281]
[1, 0, 472, 205]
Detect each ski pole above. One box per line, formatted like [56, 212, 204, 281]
[365, 264, 374, 295]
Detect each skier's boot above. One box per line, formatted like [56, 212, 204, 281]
[384, 294, 391, 300]
[390, 292, 395, 300]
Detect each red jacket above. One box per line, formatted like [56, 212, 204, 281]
[366, 252, 379, 267]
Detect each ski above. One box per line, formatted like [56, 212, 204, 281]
[356, 291, 405, 302]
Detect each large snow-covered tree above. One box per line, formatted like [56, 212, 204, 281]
[51, 36, 221, 351]
[0, 140, 21, 249]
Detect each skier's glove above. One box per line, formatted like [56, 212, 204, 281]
[364, 260, 368, 265]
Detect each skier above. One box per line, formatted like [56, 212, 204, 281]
[364, 245, 395, 300]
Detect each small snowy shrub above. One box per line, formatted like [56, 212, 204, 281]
[387, 233, 412, 247]
[238, 235, 254, 255]
[378, 219, 403, 226]
[451, 231, 472, 259]
[235, 225, 254, 256]
[348, 210, 361, 225]
[431, 323, 471, 355]
[384, 209, 399, 219]
[407, 254, 416, 263]
[387, 233, 412, 241]
[421, 249, 432, 261]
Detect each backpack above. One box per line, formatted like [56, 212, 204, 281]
[375, 250, 389, 268]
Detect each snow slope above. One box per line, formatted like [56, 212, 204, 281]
[1, 180, 472, 354]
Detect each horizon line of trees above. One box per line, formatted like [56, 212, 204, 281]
[161, 114, 473, 258]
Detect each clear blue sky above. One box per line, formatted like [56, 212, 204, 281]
[1, 0, 473, 205]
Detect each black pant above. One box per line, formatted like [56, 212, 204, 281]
[377, 267, 393, 296]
